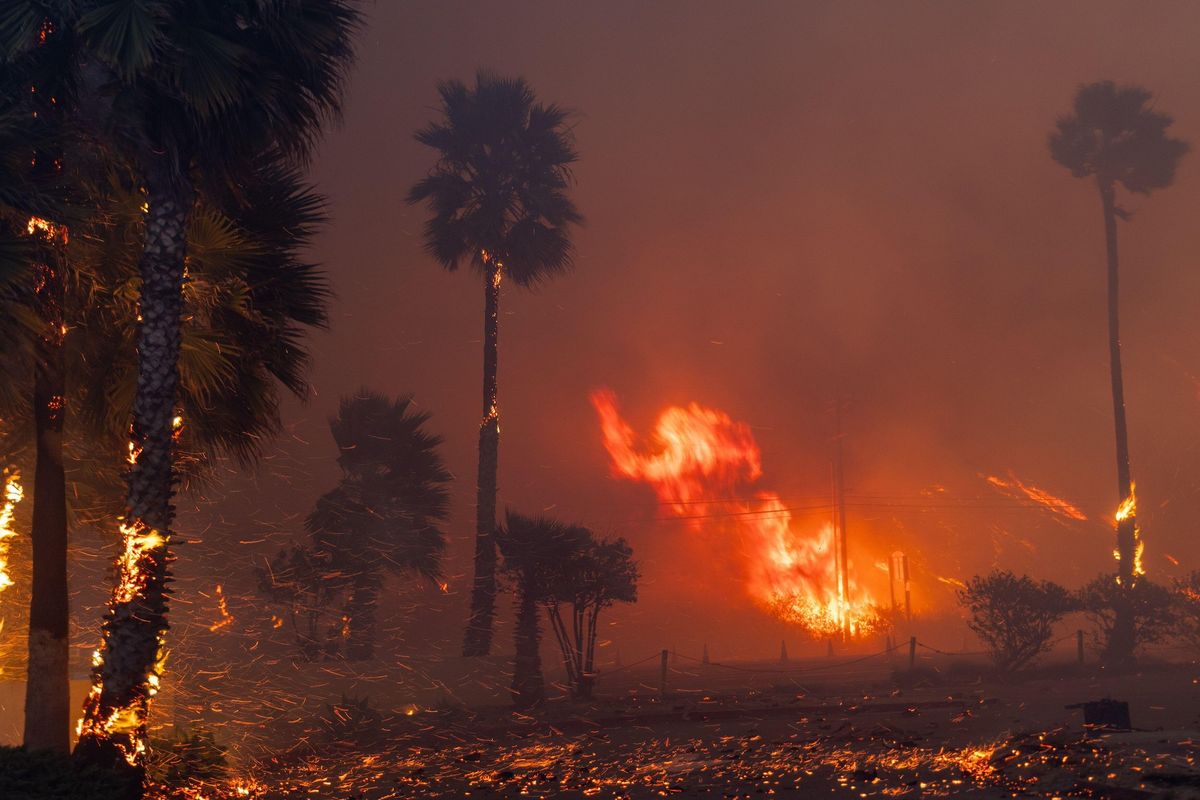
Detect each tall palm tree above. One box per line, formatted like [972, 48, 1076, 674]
[0, 156, 332, 753]
[306, 391, 451, 660]
[1049, 81, 1189, 663]
[495, 511, 590, 709]
[1, 0, 358, 782]
[408, 73, 583, 657]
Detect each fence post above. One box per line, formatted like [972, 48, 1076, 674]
[660, 649, 669, 700]
[1076, 629, 1084, 664]
[908, 636, 917, 670]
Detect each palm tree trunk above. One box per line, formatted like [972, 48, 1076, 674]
[463, 260, 501, 657]
[546, 602, 579, 690]
[344, 575, 379, 661]
[75, 154, 191, 791]
[24, 257, 70, 753]
[1099, 179, 1137, 664]
[510, 581, 543, 709]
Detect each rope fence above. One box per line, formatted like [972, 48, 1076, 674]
[593, 629, 1092, 692]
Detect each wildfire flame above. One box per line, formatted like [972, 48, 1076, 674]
[591, 390, 881, 637]
[983, 474, 1087, 522]
[1113, 482, 1145, 584]
[0, 470, 23, 593]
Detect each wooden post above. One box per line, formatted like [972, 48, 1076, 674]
[702, 643, 709, 665]
[1077, 629, 1084, 664]
[659, 649, 668, 700]
[780, 640, 789, 663]
[908, 636, 917, 670]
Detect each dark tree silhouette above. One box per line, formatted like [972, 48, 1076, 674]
[1172, 571, 1200, 654]
[254, 546, 338, 663]
[957, 571, 1075, 673]
[0, 157, 331, 753]
[1049, 81, 1188, 664]
[496, 511, 591, 709]
[307, 392, 451, 661]
[547, 537, 638, 700]
[1079, 574, 1176, 658]
[0, 1, 359, 783]
[408, 73, 583, 657]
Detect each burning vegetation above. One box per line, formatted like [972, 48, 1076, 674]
[3, 5, 1200, 800]
[591, 389, 884, 638]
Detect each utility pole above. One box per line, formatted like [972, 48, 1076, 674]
[834, 398, 850, 642]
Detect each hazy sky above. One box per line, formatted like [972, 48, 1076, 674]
[195, 1, 1200, 656]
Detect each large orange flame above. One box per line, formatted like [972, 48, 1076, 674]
[591, 390, 882, 638]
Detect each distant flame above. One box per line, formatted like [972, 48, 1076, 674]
[984, 474, 1087, 522]
[592, 390, 881, 637]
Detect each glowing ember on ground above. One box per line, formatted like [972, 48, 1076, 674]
[591, 390, 881, 637]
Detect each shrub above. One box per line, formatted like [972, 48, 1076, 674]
[1078, 574, 1175, 658]
[958, 571, 1075, 672]
[149, 727, 229, 787]
[0, 746, 129, 800]
[1170, 571, 1200, 653]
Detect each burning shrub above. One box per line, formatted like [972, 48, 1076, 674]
[958, 571, 1074, 672]
[148, 726, 230, 789]
[1078, 574, 1176, 659]
[0, 746, 128, 799]
[319, 694, 384, 749]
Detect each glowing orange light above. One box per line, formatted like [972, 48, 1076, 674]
[0, 470, 23, 593]
[592, 389, 881, 637]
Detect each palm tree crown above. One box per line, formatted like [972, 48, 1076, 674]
[408, 72, 583, 286]
[1050, 81, 1189, 193]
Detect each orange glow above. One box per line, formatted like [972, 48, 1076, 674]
[1113, 482, 1145, 584]
[0, 470, 23, 593]
[592, 389, 881, 637]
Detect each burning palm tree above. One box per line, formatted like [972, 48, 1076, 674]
[1049, 81, 1189, 663]
[408, 73, 583, 657]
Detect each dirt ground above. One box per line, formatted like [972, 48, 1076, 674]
[151, 653, 1200, 799]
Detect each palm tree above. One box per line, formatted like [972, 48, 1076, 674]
[495, 511, 591, 709]
[1049, 81, 1189, 664]
[2, 2, 357, 779]
[306, 391, 451, 660]
[408, 73, 583, 657]
[0, 156, 332, 752]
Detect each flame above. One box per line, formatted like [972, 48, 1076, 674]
[1114, 482, 1136, 523]
[937, 575, 967, 591]
[1113, 482, 1145, 584]
[0, 470, 22, 593]
[984, 474, 1087, 522]
[26, 215, 67, 243]
[208, 584, 234, 632]
[592, 390, 881, 637]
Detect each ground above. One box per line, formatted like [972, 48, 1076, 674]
[150, 652, 1200, 799]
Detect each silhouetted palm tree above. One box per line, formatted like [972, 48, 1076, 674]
[1, 1, 358, 781]
[496, 511, 591, 710]
[0, 155, 331, 753]
[307, 392, 451, 661]
[408, 73, 583, 657]
[1049, 81, 1189, 664]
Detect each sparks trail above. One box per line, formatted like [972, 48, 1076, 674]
[591, 389, 882, 638]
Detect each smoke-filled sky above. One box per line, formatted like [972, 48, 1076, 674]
[202, 1, 1200, 657]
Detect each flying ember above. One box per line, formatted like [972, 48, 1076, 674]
[591, 389, 882, 637]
